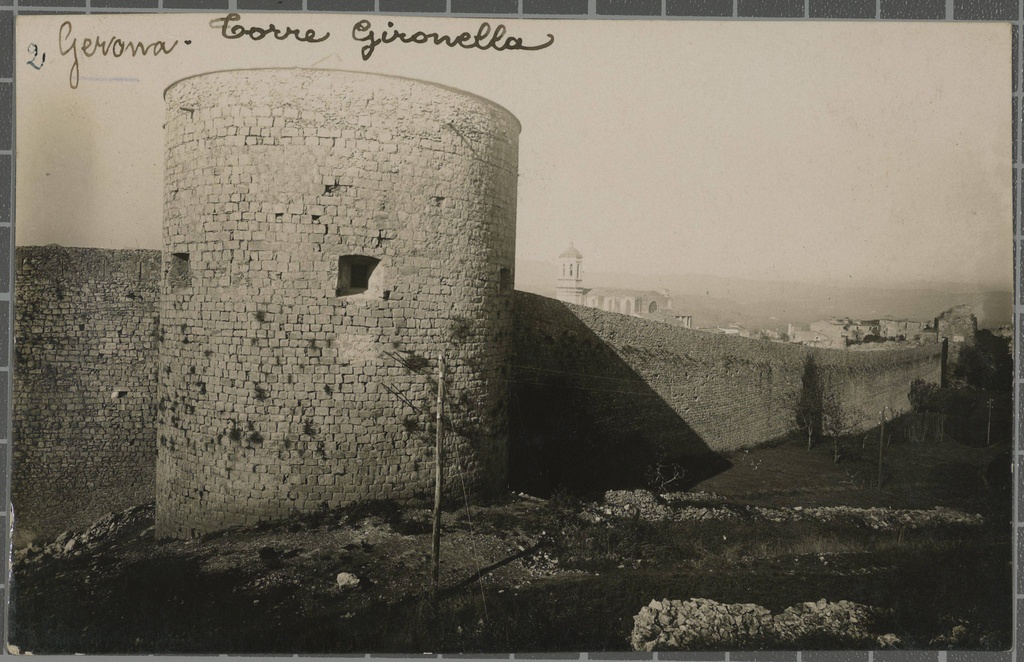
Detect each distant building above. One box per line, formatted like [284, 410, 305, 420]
[584, 287, 672, 316]
[554, 244, 689, 328]
[846, 320, 880, 342]
[714, 324, 751, 338]
[934, 304, 977, 345]
[808, 319, 850, 349]
[787, 324, 834, 346]
[555, 243, 586, 305]
[789, 318, 873, 349]
[695, 324, 750, 337]
[790, 312, 949, 349]
[879, 318, 930, 342]
[662, 313, 695, 329]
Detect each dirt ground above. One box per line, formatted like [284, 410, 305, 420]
[8, 425, 1013, 654]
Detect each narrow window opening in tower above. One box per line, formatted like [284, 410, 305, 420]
[569, 264, 573, 277]
[336, 255, 381, 296]
[351, 264, 370, 288]
[169, 252, 190, 290]
[499, 267, 512, 294]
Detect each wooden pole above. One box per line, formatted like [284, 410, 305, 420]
[987, 399, 993, 446]
[877, 411, 885, 490]
[431, 351, 445, 597]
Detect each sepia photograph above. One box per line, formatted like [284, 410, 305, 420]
[7, 12, 1015, 654]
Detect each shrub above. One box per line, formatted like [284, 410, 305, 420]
[948, 332, 1011, 392]
[644, 462, 687, 493]
[909, 379, 939, 413]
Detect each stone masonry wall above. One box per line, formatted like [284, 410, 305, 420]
[510, 293, 943, 493]
[13, 246, 160, 545]
[158, 70, 519, 538]
[936, 304, 978, 367]
[13, 256, 944, 541]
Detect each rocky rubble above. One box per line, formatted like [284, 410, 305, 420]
[590, 490, 983, 530]
[631, 597, 900, 651]
[335, 572, 360, 589]
[14, 503, 155, 566]
[928, 622, 1004, 649]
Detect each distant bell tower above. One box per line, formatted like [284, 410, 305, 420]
[555, 242, 585, 305]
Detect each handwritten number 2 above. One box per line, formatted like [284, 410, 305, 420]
[27, 44, 45, 70]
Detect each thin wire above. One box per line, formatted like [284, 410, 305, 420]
[449, 436, 488, 621]
[440, 355, 488, 620]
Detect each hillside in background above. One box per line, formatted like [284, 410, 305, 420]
[515, 260, 1012, 332]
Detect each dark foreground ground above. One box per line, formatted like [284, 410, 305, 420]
[9, 416, 1013, 654]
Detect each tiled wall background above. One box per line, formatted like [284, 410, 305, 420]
[0, 0, 1019, 659]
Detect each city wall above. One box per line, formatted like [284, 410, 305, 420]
[12, 252, 942, 541]
[13, 246, 160, 545]
[509, 293, 943, 494]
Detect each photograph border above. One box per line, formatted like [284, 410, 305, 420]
[1, 1, 1020, 660]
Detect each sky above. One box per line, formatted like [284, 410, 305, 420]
[15, 15, 1013, 290]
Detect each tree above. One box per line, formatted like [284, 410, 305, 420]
[908, 378, 939, 413]
[821, 386, 849, 463]
[794, 355, 824, 451]
[794, 355, 849, 460]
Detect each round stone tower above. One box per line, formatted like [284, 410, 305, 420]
[157, 69, 519, 538]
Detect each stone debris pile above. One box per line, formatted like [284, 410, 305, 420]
[631, 597, 901, 651]
[748, 504, 983, 530]
[600, 489, 674, 521]
[15, 503, 155, 566]
[589, 490, 982, 530]
[928, 620, 1003, 649]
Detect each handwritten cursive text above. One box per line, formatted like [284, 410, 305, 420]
[352, 20, 554, 61]
[58, 20, 179, 90]
[209, 13, 330, 44]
